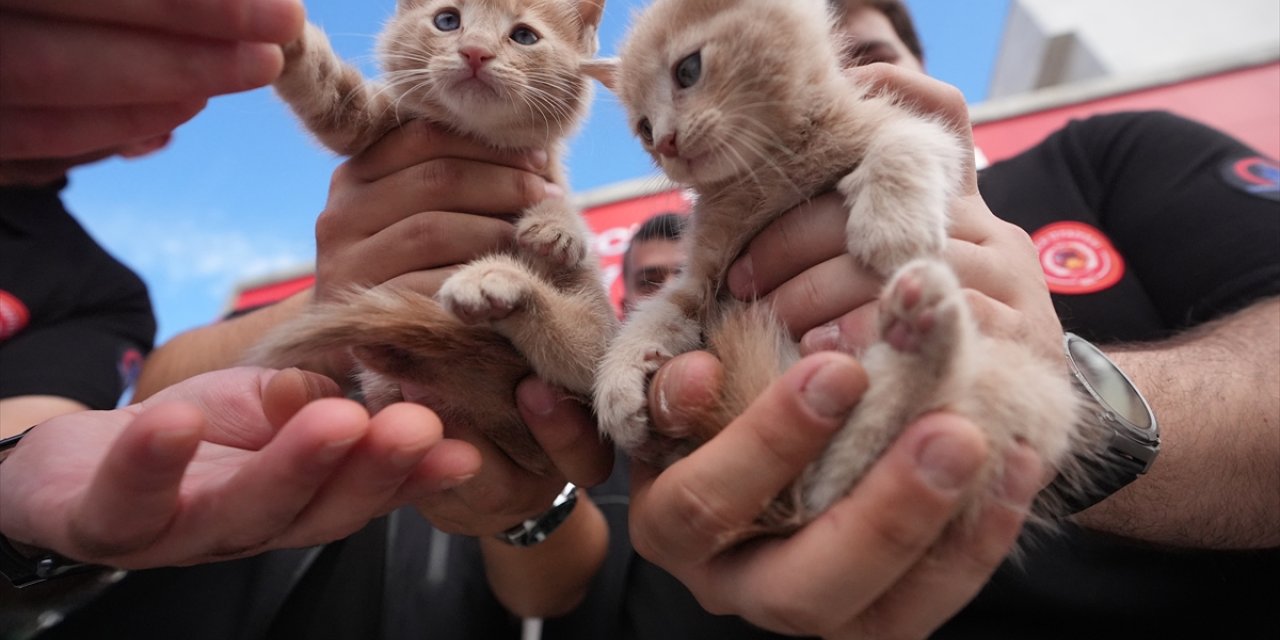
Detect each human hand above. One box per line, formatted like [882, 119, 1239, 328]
[726, 63, 1063, 361]
[0, 367, 479, 569]
[0, 0, 304, 178]
[313, 118, 562, 304]
[633, 351, 1043, 638]
[408, 377, 612, 536]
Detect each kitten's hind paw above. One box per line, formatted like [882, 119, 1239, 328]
[881, 258, 964, 355]
[437, 260, 533, 324]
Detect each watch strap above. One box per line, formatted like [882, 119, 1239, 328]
[494, 483, 579, 547]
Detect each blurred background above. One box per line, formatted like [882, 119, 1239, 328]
[60, 0, 1279, 343]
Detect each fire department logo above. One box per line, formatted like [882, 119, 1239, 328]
[0, 290, 30, 341]
[1221, 156, 1280, 202]
[1032, 222, 1124, 295]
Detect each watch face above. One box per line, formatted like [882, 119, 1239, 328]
[1067, 337, 1154, 431]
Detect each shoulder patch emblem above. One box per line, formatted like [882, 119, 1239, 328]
[1032, 222, 1125, 295]
[1221, 156, 1280, 202]
[0, 290, 30, 341]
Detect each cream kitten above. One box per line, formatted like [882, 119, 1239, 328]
[249, 0, 616, 474]
[595, 0, 1084, 532]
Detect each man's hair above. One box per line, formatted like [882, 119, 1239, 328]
[622, 212, 687, 278]
[831, 0, 925, 64]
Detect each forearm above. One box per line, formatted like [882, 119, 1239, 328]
[1077, 298, 1280, 548]
[477, 495, 608, 619]
[133, 291, 316, 400]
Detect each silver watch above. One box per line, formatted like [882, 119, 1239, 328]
[1055, 332, 1161, 514]
[494, 483, 579, 547]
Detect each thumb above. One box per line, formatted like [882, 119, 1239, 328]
[68, 402, 203, 562]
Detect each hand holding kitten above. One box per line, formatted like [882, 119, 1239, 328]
[0, 0, 304, 179]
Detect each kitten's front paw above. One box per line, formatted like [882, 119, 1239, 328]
[594, 346, 671, 452]
[437, 261, 532, 324]
[517, 214, 587, 269]
[881, 259, 964, 356]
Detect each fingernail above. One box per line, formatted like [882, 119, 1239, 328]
[522, 379, 557, 417]
[543, 181, 565, 200]
[249, 0, 305, 43]
[994, 446, 1042, 503]
[727, 254, 755, 300]
[802, 323, 842, 353]
[238, 42, 283, 89]
[438, 474, 476, 491]
[916, 433, 983, 492]
[315, 436, 359, 466]
[528, 149, 549, 170]
[800, 360, 859, 419]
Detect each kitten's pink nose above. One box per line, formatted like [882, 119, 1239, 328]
[460, 46, 494, 71]
[656, 133, 679, 158]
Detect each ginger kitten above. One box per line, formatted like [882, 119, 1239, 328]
[249, 0, 616, 474]
[595, 0, 1085, 532]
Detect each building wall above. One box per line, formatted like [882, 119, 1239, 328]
[990, 0, 1280, 97]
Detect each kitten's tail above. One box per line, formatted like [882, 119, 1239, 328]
[245, 286, 521, 383]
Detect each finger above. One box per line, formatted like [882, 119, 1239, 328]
[0, 101, 205, 160]
[319, 211, 515, 288]
[798, 303, 880, 356]
[850, 443, 1041, 639]
[517, 377, 614, 487]
[0, 14, 284, 107]
[709, 413, 990, 636]
[727, 192, 850, 300]
[761, 254, 880, 338]
[412, 422, 563, 536]
[2, 0, 305, 44]
[649, 351, 725, 437]
[336, 160, 555, 236]
[389, 438, 483, 502]
[342, 118, 550, 183]
[847, 63, 971, 139]
[281, 402, 444, 547]
[631, 353, 868, 566]
[69, 402, 204, 561]
[260, 367, 343, 429]
[187, 398, 371, 557]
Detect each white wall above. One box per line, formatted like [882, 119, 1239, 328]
[990, 0, 1280, 97]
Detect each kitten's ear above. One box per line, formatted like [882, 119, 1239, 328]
[578, 0, 606, 29]
[581, 57, 619, 91]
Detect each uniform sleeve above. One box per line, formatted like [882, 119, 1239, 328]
[0, 309, 151, 409]
[1064, 111, 1280, 327]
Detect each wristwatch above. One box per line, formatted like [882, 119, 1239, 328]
[1055, 332, 1161, 514]
[494, 483, 579, 547]
[0, 427, 101, 588]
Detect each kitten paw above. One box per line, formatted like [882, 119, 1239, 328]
[594, 345, 671, 451]
[517, 216, 587, 269]
[881, 259, 963, 355]
[437, 261, 533, 324]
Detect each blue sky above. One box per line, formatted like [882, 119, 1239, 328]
[64, 0, 1010, 344]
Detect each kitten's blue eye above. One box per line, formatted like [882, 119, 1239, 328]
[434, 10, 461, 31]
[674, 51, 701, 89]
[637, 118, 653, 144]
[510, 26, 540, 46]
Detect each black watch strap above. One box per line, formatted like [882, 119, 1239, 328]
[1056, 446, 1148, 514]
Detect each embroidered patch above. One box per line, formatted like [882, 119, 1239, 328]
[0, 290, 30, 341]
[118, 347, 145, 391]
[1032, 222, 1125, 295]
[1221, 156, 1280, 202]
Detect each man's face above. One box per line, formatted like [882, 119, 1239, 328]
[838, 7, 925, 73]
[622, 238, 686, 314]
